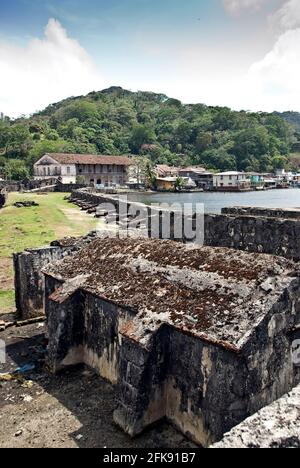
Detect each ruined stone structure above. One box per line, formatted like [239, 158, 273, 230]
[212, 384, 300, 448]
[12, 195, 300, 447]
[71, 190, 300, 261]
[13, 194, 300, 319]
[0, 189, 7, 209]
[13, 232, 98, 319]
[43, 236, 300, 446]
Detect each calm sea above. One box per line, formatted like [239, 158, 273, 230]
[126, 188, 300, 214]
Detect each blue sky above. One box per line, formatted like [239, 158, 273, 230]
[0, 0, 299, 116]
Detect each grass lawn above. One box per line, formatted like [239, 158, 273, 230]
[0, 192, 98, 314]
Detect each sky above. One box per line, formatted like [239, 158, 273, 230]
[0, 0, 299, 117]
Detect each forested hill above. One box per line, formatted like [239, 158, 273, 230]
[0, 86, 298, 180]
[278, 112, 300, 133]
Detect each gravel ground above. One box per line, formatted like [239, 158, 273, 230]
[0, 321, 197, 449]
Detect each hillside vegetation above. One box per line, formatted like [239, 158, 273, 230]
[277, 112, 300, 133]
[0, 86, 299, 179]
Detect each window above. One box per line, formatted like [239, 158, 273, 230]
[220, 175, 224, 180]
[67, 167, 71, 175]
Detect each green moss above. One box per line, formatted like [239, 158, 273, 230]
[0, 290, 15, 313]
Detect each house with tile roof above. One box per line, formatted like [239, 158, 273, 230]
[34, 153, 132, 187]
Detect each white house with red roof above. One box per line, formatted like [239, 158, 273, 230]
[34, 153, 132, 186]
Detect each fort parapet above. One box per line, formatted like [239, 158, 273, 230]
[212, 384, 300, 448]
[13, 192, 300, 320]
[13, 232, 98, 319]
[72, 190, 300, 260]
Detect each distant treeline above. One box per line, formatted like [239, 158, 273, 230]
[0, 86, 299, 180]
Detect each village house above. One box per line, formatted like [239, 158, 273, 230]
[34, 153, 132, 187]
[246, 173, 265, 190]
[155, 164, 179, 178]
[178, 167, 213, 190]
[213, 171, 251, 191]
[156, 177, 178, 191]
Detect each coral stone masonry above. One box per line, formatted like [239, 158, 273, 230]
[43, 236, 300, 446]
[212, 385, 300, 448]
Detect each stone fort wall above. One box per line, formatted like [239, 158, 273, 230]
[13, 189, 300, 320]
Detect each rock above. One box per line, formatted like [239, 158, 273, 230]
[14, 201, 39, 208]
[22, 395, 33, 403]
[0, 190, 7, 209]
[260, 279, 275, 293]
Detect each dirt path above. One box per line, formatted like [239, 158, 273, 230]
[0, 323, 197, 449]
[58, 208, 96, 237]
[60, 207, 115, 233]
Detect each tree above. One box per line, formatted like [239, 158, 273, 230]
[129, 125, 156, 154]
[201, 148, 237, 171]
[4, 159, 29, 180]
[145, 163, 157, 190]
[0, 86, 297, 175]
[195, 131, 212, 153]
[272, 155, 288, 170]
[174, 177, 186, 192]
[232, 126, 269, 165]
[130, 156, 151, 185]
[174, 122, 193, 147]
[55, 100, 98, 124]
[0, 120, 11, 154]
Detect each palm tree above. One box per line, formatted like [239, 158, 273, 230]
[145, 163, 157, 190]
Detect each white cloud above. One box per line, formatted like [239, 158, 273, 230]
[222, 0, 268, 15]
[245, 27, 300, 111]
[0, 19, 104, 117]
[270, 0, 300, 32]
[238, 0, 300, 111]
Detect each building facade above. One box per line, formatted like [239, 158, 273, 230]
[155, 165, 179, 178]
[213, 171, 250, 191]
[179, 167, 213, 190]
[34, 153, 132, 187]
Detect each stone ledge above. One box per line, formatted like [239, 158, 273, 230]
[211, 384, 300, 448]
